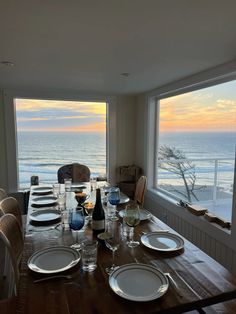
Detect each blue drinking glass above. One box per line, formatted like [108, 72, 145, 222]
[108, 187, 120, 221]
[108, 187, 120, 205]
[69, 206, 85, 249]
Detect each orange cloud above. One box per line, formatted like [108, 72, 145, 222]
[18, 122, 106, 133]
[159, 92, 236, 132]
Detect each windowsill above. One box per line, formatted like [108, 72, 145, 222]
[145, 188, 233, 247]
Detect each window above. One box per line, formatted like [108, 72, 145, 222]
[155, 80, 236, 222]
[15, 99, 107, 189]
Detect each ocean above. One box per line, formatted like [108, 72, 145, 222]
[158, 131, 235, 191]
[17, 131, 235, 190]
[17, 131, 106, 188]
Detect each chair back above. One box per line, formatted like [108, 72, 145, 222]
[0, 214, 24, 296]
[0, 188, 7, 201]
[134, 176, 147, 207]
[57, 163, 90, 183]
[0, 197, 23, 228]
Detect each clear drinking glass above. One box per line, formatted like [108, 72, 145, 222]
[69, 206, 85, 250]
[81, 240, 98, 272]
[64, 178, 72, 191]
[123, 203, 140, 248]
[105, 220, 121, 274]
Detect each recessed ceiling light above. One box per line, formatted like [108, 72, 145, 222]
[121, 73, 130, 77]
[1, 61, 14, 67]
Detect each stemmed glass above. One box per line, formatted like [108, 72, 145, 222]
[83, 202, 94, 223]
[69, 206, 85, 250]
[123, 203, 140, 248]
[105, 220, 121, 274]
[107, 187, 120, 221]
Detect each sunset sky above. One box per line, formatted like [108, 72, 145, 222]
[15, 99, 106, 132]
[15, 79, 236, 133]
[160, 79, 236, 132]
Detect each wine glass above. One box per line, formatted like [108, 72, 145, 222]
[83, 202, 94, 223]
[69, 206, 85, 250]
[107, 187, 120, 221]
[123, 203, 140, 248]
[75, 192, 89, 205]
[105, 220, 121, 274]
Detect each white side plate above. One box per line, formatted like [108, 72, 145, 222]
[28, 246, 81, 274]
[119, 209, 151, 220]
[109, 263, 168, 301]
[29, 209, 61, 223]
[141, 232, 184, 252]
[32, 186, 53, 195]
[31, 196, 57, 206]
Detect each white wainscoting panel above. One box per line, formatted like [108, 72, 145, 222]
[146, 198, 236, 276]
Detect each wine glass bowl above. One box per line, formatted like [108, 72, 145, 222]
[108, 187, 120, 205]
[123, 203, 140, 248]
[75, 192, 89, 205]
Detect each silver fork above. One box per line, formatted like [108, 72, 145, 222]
[34, 274, 72, 283]
[28, 223, 61, 232]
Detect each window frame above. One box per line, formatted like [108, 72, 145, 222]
[146, 70, 236, 244]
[3, 89, 117, 191]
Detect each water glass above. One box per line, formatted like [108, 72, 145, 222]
[53, 183, 60, 197]
[64, 178, 72, 191]
[90, 177, 97, 191]
[58, 184, 66, 210]
[81, 240, 98, 272]
[106, 202, 117, 220]
[122, 219, 134, 239]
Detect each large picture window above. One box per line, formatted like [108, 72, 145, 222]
[155, 80, 236, 222]
[15, 99, 107, 189]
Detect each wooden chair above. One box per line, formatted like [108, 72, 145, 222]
[0, 197, 25, 230]
[0, 214, 24, 297]
[57, 163, 91, 183]
[134, 175, 147, 207]
[0, 189, 7, 201]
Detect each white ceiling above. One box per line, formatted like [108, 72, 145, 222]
[0, 0, 236, 95]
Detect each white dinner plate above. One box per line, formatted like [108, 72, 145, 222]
[109, 263, 168, 301]
[118, 209, 151, 220]
[29, 209, 61, 223]
[31, 196, 57, 207]
[141, 232, 184, 252]
[32, 186, 53, 195]
[119, 194, 130, 204]
[28, 246, 81, 274]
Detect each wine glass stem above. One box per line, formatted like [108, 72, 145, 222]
[130, 227, 134, 243]
[112, 250, 115, 267]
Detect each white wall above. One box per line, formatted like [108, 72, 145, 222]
[116, 96, 136, 167]
[0, 89, 8, 189]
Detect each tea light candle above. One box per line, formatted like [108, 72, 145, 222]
[84, 202, 94, 209]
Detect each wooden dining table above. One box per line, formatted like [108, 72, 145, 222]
[15, 185, 236, 314]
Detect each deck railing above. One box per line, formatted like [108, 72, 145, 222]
[156, 157, 234, 204]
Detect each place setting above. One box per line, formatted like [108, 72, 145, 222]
[27, 245, 81, 283]
[31, 195, 58, 207]
[31, 186, 53, 196]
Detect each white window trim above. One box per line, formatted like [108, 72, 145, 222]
[146, 67, 236, 248]
[3, 89, 117, 191]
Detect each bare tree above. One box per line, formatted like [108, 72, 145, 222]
[158, 145, 204, 202]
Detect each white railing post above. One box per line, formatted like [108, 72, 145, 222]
[213, 159, 218, 204]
